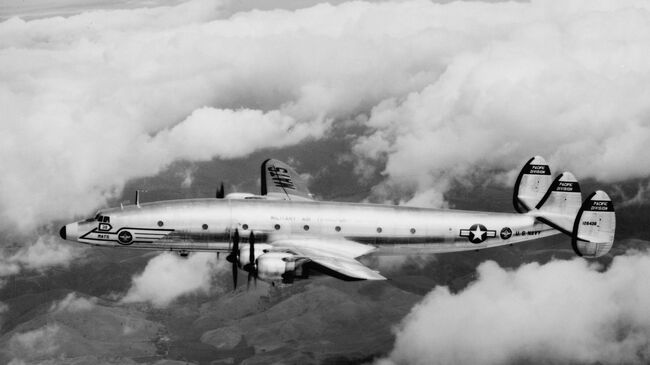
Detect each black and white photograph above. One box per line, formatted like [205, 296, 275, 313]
[1, 0, 649, 364]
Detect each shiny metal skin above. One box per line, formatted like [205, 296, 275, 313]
[59, 156, 617, 283]
[63, 197, 557, 255]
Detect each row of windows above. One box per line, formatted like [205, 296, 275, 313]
[157, 220, 209, 230]
[245, 223, 418, 234]
[155, 221, 418, 234]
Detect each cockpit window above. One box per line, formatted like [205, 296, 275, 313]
[84, 212, 102, 223]
[90, 214, 110, 223]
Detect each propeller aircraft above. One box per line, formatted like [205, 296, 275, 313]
[60, 157, 616, 288]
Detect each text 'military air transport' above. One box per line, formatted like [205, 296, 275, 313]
[60, 156, 616, 287]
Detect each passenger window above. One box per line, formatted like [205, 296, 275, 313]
[103, 216, 110, 223]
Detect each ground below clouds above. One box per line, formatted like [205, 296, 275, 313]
[3, 236, 646, 364]
[1, 143, 648, 364]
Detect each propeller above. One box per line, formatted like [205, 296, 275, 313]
[226, 229, 240, 290]
[216, 182, 225, 199]
[247, 232, 257, 289]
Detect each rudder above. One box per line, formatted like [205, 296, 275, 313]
[572, 190, 616, 258]
[513, 156, 553, 213]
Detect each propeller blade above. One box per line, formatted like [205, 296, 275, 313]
[247, 232, 256, 289]
[229, 229, 240, 290]
[233, 229, 240, 256]
[249, 232, 255, 266]
[232, 259, 238, 289]
[216, 182, 225, 199]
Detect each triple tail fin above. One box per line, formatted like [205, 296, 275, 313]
[572, 191, 616, 258]
[513, 156, 553, 213]
[513, 156, 616, 258]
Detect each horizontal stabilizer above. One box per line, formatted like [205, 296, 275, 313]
[532, 171, 582, 234]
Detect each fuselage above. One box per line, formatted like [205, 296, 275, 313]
[62, 197, 557, 255]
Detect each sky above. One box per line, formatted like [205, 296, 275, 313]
[2, 0, 650, 233]
[1, 0, 650, 363]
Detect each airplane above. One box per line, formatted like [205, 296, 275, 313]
[60, 156, 616, 287]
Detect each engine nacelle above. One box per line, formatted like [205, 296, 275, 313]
[238, 243, 273, 268]
[256, 252, 296, 281]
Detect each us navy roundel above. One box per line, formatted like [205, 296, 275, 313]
[460, 224, 497, 244]
[118, 230, 133, 245]
[500, 227, 513, 240]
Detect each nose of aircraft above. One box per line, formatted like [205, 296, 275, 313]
[59, 222, 79, 241]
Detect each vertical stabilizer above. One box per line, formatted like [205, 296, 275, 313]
[513, 156, 553, 212]
[572, 191, 616, 258]
[260, 159, 313, 201]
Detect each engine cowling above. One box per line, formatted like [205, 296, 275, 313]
[238, 243, 272, 268]
[256, 252, 296, 282]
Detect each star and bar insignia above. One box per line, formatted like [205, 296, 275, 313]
[460, 224, 496, 244]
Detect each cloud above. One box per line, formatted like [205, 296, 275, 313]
[353, 0, 650, 207]
[120, 252, 224, 307]
[49, 292, 96, 313]
[613, 181, 650, 207]
[0, 0, 441, 232]
[0, 301, 8, 331]
[378, 249, 650, 365]
[9, 324, 60, 359]
[361, 254, 436, 274]
[0, 235, 85, 281]
[3, 0, 650, 233]
[178, 164, 197, 189]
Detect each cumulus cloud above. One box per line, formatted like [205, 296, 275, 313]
[0, 0, 441, 232]
[353, 0, 650, 207]
[0, 235, 85, 281]
[378, 249, 650, 365]
[121, 252, 224, 307]
[49, 292, 96, 313]
[3, 0, 650, 232]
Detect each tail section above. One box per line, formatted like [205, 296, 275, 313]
[572, 191, 616, 258]
[513, 156, 553, 213]
[514, 156, 616, 258]
[533, 172, 582, 235]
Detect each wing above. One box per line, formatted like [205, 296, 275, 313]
[260, 159, 313, 201]
[270, 238, 386, 281]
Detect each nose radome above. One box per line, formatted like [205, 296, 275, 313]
[60, 223, 79, 241]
